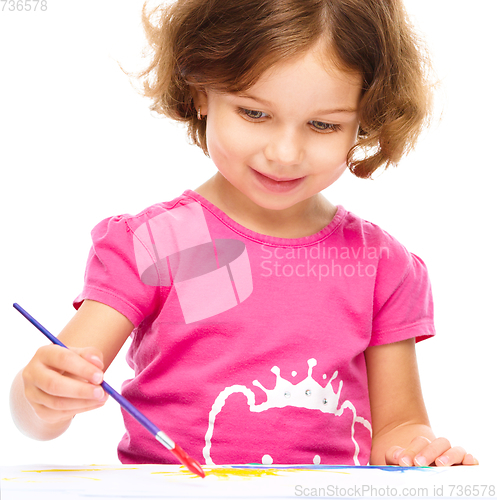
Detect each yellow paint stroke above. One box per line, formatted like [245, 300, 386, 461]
[2, 477, 100, 484]
[152, 466, 308, 481]
[22, 468, 137, 473]
[208, 468, 351, 478]
[2, 478, 47, 484]
[206, 468, 287, 480]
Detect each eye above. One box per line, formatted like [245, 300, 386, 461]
[309, 121, 342, 133]
[238, 108, 268, 121]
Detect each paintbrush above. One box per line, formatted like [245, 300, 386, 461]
[13, 303, 205, 478]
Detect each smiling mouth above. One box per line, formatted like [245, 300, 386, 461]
[251, 168, 305, 193]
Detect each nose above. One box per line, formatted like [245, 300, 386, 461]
[264, 126, 304, 167]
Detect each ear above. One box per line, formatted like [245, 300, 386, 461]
[190, 86, 209, 114]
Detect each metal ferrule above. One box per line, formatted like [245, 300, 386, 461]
[155, 430, 174, 450]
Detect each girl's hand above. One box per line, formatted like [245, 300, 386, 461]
[386, 436, 479, 467]
[21, 344, 108, 425]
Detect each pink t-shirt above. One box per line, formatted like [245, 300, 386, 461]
[74, 190, 435, 466]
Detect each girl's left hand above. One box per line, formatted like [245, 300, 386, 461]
[386, 436, 479, 466]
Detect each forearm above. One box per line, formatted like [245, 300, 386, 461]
[10, 370, 72, 441]
[370, 422, 436, 465]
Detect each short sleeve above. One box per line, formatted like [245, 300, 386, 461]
[370, 236, 435, 346]
[73, 216, 159, 327]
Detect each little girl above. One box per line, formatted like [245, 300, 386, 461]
[11, 0, 478, 467]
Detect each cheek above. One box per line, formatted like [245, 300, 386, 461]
[312, 138, 353, 172]
[205, 116, 251, 168]
[320, 127, 359, 166]
[314, 157, 348, 193]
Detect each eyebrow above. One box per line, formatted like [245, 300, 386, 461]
[236, 93, 358, 115]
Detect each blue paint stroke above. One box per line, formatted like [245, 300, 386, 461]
[233, 464, 431, 473]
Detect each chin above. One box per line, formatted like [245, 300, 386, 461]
[250, 192, 308, 212]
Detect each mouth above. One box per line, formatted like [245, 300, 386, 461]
[251, 168, 305, 193]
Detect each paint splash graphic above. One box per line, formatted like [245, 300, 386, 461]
[203, 358, 372, 465]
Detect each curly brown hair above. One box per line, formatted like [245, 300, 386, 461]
[133, 0, 434, 179]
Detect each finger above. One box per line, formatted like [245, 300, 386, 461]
[30, 364, 105, 401]
[32, 391, 108, 414]
[397, 436, 431, 466]
[434, 446, 467, 467]
[30, 394, 108, 423]
[462, 454, 479, 466]
[38, 345, 104, 385]
[385, 446, 405, 465]
[413, 437, 452, 466]
[29, 382, 108, 409]
[74, 347, 105, 371]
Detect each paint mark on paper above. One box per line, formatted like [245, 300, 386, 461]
[22, 468, 137, 473]
[152, 466, 301, 481]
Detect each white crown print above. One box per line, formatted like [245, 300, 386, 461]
[252, 358, 342, 413]
[203, 358, 372, 465]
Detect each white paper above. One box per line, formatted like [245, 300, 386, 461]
[1, 464, 495, 500]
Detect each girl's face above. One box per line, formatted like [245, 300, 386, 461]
[196, 44, 363, 217]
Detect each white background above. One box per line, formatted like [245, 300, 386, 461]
[1, 1, 496, 466]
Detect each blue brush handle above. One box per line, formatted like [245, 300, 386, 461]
[13, 303, 163, 442]
[99, 381, 161, 437]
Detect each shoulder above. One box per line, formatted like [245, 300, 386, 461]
[338, 207, 413, 263]
[337, 207, 432, 302]
[335, 209, 435, 344]
[90, 191, 199, 237]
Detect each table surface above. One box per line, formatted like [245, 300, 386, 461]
[1, 463, 495, 499]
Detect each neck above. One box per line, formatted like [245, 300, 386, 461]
[194, 173, 336, 238]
